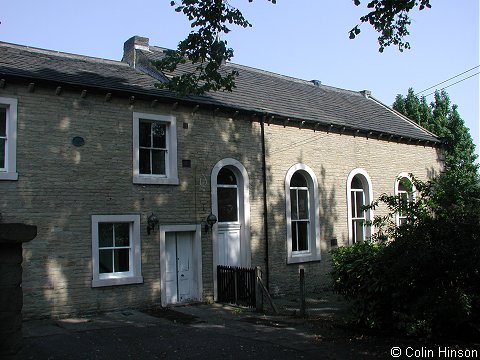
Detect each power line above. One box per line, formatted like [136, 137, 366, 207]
[423, 71, 479, 97]
[270, 67, 480, 155]
[415, 65, 479, 95]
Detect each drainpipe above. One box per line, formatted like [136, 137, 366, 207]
[260, 117, 270, 290]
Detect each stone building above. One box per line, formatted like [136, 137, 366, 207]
[0, 36, 442, 318]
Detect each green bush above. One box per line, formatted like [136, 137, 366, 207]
[382, 215, 480, 338]
[330, 241, 390, 328]
[330, 174, 480, 339]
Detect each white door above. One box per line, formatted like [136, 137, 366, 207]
[216, 167, 242, 266]
[165, 231, 194, 304]
[217, 224, 241, 267]
[211, 159, 252, 300]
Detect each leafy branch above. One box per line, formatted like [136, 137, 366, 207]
[155, 0, 275, 96]
[350, 0, 432, 52]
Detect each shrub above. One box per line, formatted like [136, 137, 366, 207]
[330, 241, 390, 328]
[330, 173, 480, 338]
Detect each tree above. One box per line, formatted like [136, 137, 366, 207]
[156, 0, 433, 95]
[393, 89, 479, 186]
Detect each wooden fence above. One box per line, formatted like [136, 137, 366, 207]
[217, 265, 256, 308]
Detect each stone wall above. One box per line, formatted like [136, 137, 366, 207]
[0, 79, 442, 318]
[263, 123, 442, 296]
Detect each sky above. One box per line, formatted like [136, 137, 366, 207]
[2, 0, 479, 156]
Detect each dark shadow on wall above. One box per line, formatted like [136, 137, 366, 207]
[265, 153, 339, 298]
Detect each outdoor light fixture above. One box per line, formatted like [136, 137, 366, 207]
[204, 212, 217, 233]
[147, 213, 159, 235]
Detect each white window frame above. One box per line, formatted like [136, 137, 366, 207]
[285, 164, 321, 264]
[216, 167, 240, 224]
[394, 172, 416, 227]
[91, 214, 143, 287]
[350, 187, 366, 244]
[290, 180, 310, 254]
[0, 97, 18, 180]
[346, 168, 374, 245]
[133, 112, 178, 185]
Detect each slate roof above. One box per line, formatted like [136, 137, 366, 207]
[0, 41, 439, 143]
[0, 41, 176, 98]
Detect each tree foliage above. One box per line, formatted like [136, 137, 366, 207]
[349, 0, 432, 53]
[393, 89, 479, 185]
[331, 174, 480, 338]
[331, 92, 480, 339]
[157, 0, 433, 95]
[154, 0, 260, 95]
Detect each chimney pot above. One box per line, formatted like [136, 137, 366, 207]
[361, 90, 371, 98]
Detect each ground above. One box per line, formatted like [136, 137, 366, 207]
[14, 294, 480, 359]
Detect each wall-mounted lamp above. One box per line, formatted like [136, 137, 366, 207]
[204, 212, 217, 233]
[147, 213, 159, 235]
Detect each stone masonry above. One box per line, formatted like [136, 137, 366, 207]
[0, 76, 442, 318]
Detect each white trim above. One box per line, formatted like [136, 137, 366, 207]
[159, 224, 202, 307]
[394, 172, 417, 227]
[346, 168, 374, 244]
[285, 164, 321, 264]
[132, 112, 178, 185]
[211, 158, 251, 300]
[394, 172, 416, 196]
[0, 97, 18, 180]
[91, 214, 143, 287]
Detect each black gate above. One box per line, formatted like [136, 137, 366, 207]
[217, 265, 256, 307]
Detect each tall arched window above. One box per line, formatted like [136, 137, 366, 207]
[347, 169, 373, 244]
[395, 173, 416, 227]
[350, 175, 366, 243]
[290, 172, 310, 252]
[285, 164, 321, 264]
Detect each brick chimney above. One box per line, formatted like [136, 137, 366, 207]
[122, 36, 150, 68]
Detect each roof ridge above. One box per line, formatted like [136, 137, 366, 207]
[0, 41, 129, 67]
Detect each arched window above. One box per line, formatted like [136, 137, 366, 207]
[350, 175, 366, 243]
[395, 173, 416, 227]
[285, 164, 321, 264]
[290, 172, 310, 252]
[347, 169, 373, 244]
[217, 168, 239, 223]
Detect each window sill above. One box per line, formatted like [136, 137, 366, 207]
[0, 172, 18, 181]
[92, 275, 143, 288]
[287, 253, 321, 264]
[133, 174, 179, 185]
